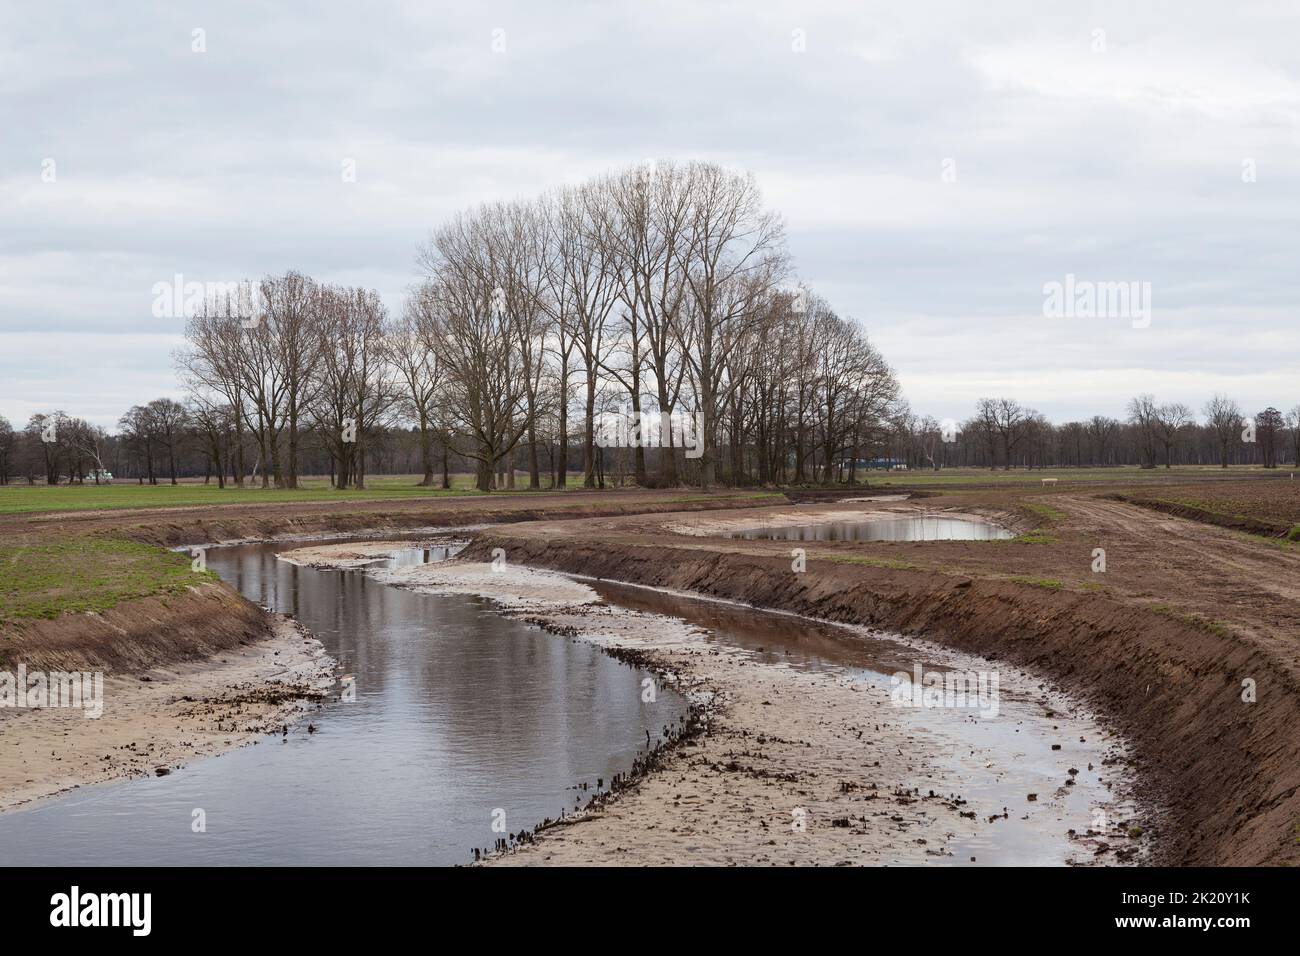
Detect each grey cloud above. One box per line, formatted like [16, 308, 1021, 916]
[1, 0, 1297, 426]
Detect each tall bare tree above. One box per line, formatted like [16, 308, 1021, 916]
[675, 162, 786, 487]
[1204, 394, 1242, 468]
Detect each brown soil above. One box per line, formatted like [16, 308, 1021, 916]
[1112, 493, 1297, 538]
[1113, 475, 1300, 528]
[0, 582, 271, 673]
[458, 490, 1300, 866]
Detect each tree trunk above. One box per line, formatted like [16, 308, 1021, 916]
[287, 409, 299, 489]
[556, 375, 569, 489]
[656, 383, 677, 486]
[418, 411, 435, 486]
[631, 391, 647, 486]
[583, 376, 597, 489]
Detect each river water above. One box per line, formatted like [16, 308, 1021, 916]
[0, 538, 684, 865]
[0, 532, 1131, 866]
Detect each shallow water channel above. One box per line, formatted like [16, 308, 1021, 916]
[585, 580, 1134, 865]
[0, 533, 1132, 866]
[0, 538, 684, 865]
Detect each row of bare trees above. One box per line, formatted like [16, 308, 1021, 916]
[180, 278, 391, 489]
[886, 396, 1300, 471]
[175, 160, 902, 491]
[410, 160, 899, 490]
[0, 412, 115, 485]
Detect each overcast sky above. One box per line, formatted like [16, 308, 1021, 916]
[3, 1, 1297, 429]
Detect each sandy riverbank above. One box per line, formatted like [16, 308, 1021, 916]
[280, 542, 1140, 866]
[0, 615, 335, 813]
[273, 539, 464, 569]
[457, 494, 1300, 866]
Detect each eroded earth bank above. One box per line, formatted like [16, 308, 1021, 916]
[454, 495, 1300, 867]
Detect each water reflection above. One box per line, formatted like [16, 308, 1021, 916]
[0, 540, 684, 866]
[724, 516, 1013, 542]
[589, 580, 1122, 866]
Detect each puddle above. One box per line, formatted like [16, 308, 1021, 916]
[724, 515, 1013, 542]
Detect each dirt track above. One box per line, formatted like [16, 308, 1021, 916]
[1061, 495, 1300, 663]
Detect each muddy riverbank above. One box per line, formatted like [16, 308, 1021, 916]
[277, 542, 1144, 866]
[458, 503, 1300, 867]
[0, 613, 333, 812]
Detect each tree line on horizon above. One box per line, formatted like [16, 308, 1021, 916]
[5, 388, 1297, 488]
[884, 395, 1300, 472]
[1, 161, 1296, 487]
[2, 161, 901, 491]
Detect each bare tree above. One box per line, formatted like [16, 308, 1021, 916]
[676, 162, 787, 487]
[1086, 415, 1120, 466]
[611, 161, 693, 485]
[1255, 407, 1283, 468]
[64, 419, 112, 483]
[550, 180, 622, 487]
[237, 286, 288, 487]
[0, 416, 13, 485]
[477, 199, 552, 489]
[147, 398, 189, 484]
[311, 286, 392, 489]
[417, 210, 532, 491]
[187, 397, 233, 487]
[1153, 402, 1193, 468]
[977, 398, 1035, 469]
[1204, 394, 1242, 468]
[1126, 393, 1160, 468]
[118, 406, 159, 484]
[1288, 405, 1300, 466]
[179, 297, 252, 486]
[390, 296, 445, 486]
[263, 271, 323, 489]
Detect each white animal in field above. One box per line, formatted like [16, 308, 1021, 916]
[1041, 477, 1058, 485]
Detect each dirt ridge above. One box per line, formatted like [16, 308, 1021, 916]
[1107, 493, 1297, 539]
[0, 583, 272, 673]
[106, 493, 783, 548]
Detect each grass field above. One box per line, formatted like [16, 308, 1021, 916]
[2, 466, 1292, 515]
[0, 537, 210, 622]
[0, 474, 500, 515]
